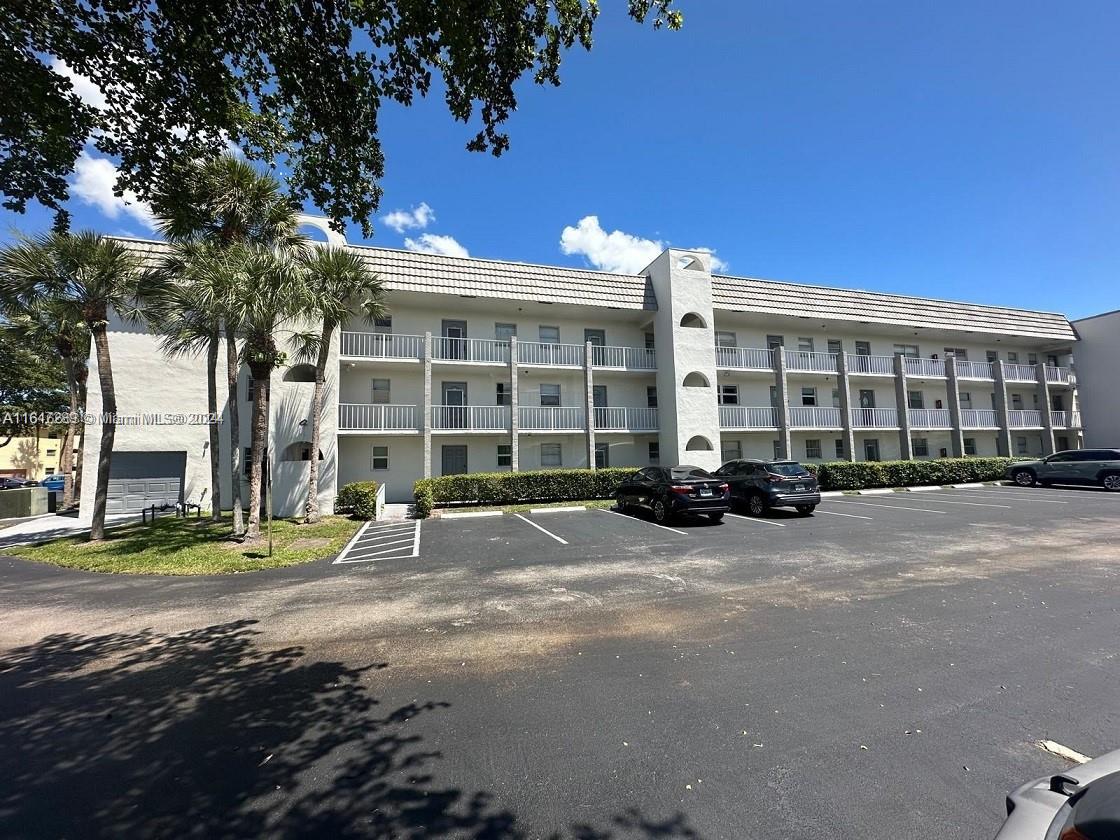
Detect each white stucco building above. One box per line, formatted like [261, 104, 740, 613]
[1071, 310, 1120, 448]
[78, 233, 1086, 518]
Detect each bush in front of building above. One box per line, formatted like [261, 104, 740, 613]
[814, 457, 1014, 491]
[335, 481, 381, 519]
[412, 467, 637, 516]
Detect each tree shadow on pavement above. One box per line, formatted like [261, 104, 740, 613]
[0, 620, 699, 839]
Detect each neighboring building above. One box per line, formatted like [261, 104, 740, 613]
[77, 232, 1084, 518]
[0, 432, 69, 480]
[1071, 309, 1120, 447]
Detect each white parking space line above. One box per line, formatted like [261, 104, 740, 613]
[598, 508, 688, 536]
[334, 519, 421, 564]
[935, 491, 1069, 504]
[814, 510, 873, 520]
[1036, 740, 1092, 764]
[529, 506, 587, 514]
[513, 513, 569, 545]
[830, 500, 947, 514]
[725, 512, 786, 527]
[441, 510, 503, 519]
[898, 497, 1012, 509]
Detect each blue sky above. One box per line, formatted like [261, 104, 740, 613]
[5, 1, 1118, 318]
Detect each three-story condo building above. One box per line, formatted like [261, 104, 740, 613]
[77, 233, 1083, 519]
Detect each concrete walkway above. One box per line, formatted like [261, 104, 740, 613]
[0, 512, 140, 549]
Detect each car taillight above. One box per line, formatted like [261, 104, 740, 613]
[670, 485, 693, 494]
[718, 483, 729, 492]
[767, 473, 787, 481]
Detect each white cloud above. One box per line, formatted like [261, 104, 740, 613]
[382, 202, 435, 234]
[559, 215, 729, 274]
[50, 58, 107, 111]
[403, 233, 469, 259]
[70, 151, 157, 231]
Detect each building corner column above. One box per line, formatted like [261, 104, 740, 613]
[584, 341, 596, 468]
[509, 337, 519, 471]
[773, 346, 792, 459]
[893, 353, 914, 460]
[944, 354, 965, 457]
[1035, 362, 1056, 455]
[992, 361, 1013, 457]
[422, 331, 433, 478]
[836, 352, 855, 461]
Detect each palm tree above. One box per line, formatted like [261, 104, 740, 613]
[0, 297, 89, 508]
[291, 248, 384, 523]
[227, 244, 310, 540]
[153, 155, 303, 537]
[0, 232, 161, 540]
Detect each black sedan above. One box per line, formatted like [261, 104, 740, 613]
[713, 458, 820, 515]
[614, 465, 730, 523]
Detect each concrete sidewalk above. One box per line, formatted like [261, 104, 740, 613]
[0, 512, 140, 549]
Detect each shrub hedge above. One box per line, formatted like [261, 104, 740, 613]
[412, 468, 636, 517]
[335, 481, 381, 520]
[812, 457, 1013, 491]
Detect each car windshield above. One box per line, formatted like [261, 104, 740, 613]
[768, 462, 809, 476]
[669, 466, 714, 480]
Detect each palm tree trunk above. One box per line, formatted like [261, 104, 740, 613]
[89, 325, 115, 541]
[245, 362, 270, 540]
[226, 330, 244, 536]
[303, 326, 333, 523]
[59, 358, 80, 508]
[206, 331, 221, 521]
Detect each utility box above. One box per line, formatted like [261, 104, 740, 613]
[0, 487, 49, 519]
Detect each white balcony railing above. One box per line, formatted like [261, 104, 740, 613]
[788, 406, 843, 428]
[338, 403, 418, 431]
[517, 341, 584, 367]
[519, 406, 586, 431]
[431, 405, 510, 431]
[784, 350, 838, 373]
[851, 407, 899, 428]
[715, 346, 774, 370]
[1050, 410, 1081, 428]
[591, 345, 657, 370]
[908, 408, 952, 429]
[847, 354, 895, 375]
[1045, 366, 1071, 384]
[902, 357, 946, 378]
[961, 408, 998, 428]
[593, 406, 659, 431]
[340, 331, 423, 360]
[1004, 363, 1036, 382]
[719, 406, 778, 429]
[1008, 409, 1043, 428]
[956, 360, 994, 380]
[432, 337, 510, 364]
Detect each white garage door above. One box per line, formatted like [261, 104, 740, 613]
[106, 452, 187, 513]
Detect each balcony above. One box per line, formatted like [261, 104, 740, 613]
[715, 346, 774, 371]
[1050, 410, 1081, 428]
[1045, 366, 1073, 384]
[591, 345, 657, 371]
[784, 350, 838, 373]
[847, 354, 895, 376]
[719, 406, 779, 430]
[961, 408, 999, 428]
[432, 405, 510, 432]
[955, 360, 994, 380]
[516, 341, 584, 368]
[338, 403, 419, 432]
[908, 408, 952, 429]
[852, 407, 899, 429]
[1008, 409, 1043, 428]
[432, 337, 509, 365]
[1004, 363, 1036, 383]
[593, 406, 659, 432]
[789, 406, 843, 429]
[340, 331, 423, 360]
[519, 406, 586, 431]
[902, 357, 946, 378]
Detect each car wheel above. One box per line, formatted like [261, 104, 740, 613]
[747, 493, 768, 516]
[615, 493, 629, 512]
[652, 499, 669, 523]
[707, 512, 724, 523]
[1012, 469, 1036, 487]
[796, 504, 816, 515]
[1102, 473, 1120, 492]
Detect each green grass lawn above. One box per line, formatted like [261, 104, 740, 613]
[13, 514, 363, 575]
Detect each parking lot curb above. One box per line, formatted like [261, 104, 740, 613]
[856, 488, 895, 495]
[529, 506, 588, 514]
[950, 483, 986, 489]
[440, 510, 504, 520]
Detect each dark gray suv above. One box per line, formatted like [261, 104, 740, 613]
[1008, 448, 1120, 490]
[713, 459, 821, 515]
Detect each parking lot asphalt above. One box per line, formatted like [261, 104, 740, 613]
[1, 484, 1118, 838]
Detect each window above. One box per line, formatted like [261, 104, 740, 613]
[373, 316, 392, 333]
[835, 439, 845, 458]
[46, 448, 56, 456]
[243, 447, 252, 477]
[864, 439, 881, 461]
[679, 313, 707, 328]
[766, 334, 784, 350]
[284, 364, 316, 383]
[986, 350, 999, 363]
[944, 347, 968, 359]
[1028, 353, 1038, 365]
[721, 440, 742, 462]
[1016, 436, 1028, 455]
[963, 438, 977, 456]
[907, 390, 924, 410]
[718, 384, 739, 405]
[539, 325, 560, 344]
[648, 442, 660, 464]
[644, 332, 656, 350]
[827, 339, 842, 355]
[497, 444, 512, 467]
[893, 344, 919, 358]
[594, 443, 609, 468]
[1011, 393, 1023, 410]
[805, 439, 822, 459]
[831, 388, 841, 408]
[246, 377, 256, 402]
[715, 330, 737, 348]
[371, 378, 390, 404]
[797, 337, 814, 353]
[772, 439, 782, 459]
[859, 389, 876, 409]
[496, 383, 510, 406]
[912, 437, 929, 456]
[1007, 351, 1019, 364]
[801, 387, 817, 407]
[371, 445, 389, 470]
[960, 391, 972, 409]
[1047, 354, 1059, 367]
[854, 341, 871, 356]
[682, 371, 710, 387]
[584, 328, 605, 346]
[540, 384, 560, 407]
[685, 435, 713, 451]
[646, 386, 658, 408]
[495, 323, 517, 341]
[769, 386, 779, 407]
[541, 443, 562, 467]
